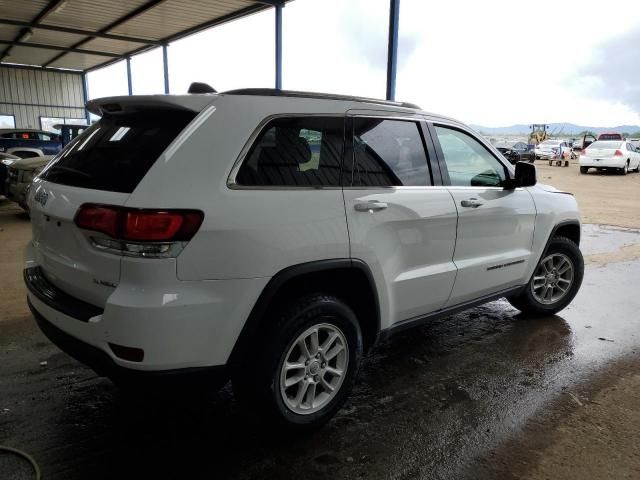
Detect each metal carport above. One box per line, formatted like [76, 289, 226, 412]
[0, 0, 402, 127]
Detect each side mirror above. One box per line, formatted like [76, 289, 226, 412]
[514, 161, 536, 187]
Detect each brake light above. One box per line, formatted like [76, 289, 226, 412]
[125, 211, 186, 241]
[74, 204, 203, 242]
[74, 205, 120, 238]
[614, 149, 623, 156]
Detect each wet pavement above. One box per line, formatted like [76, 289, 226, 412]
[1, 225, 639, 479]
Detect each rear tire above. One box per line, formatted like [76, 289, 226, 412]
[580, 166, 589, 174]
[621, 162, 629, 175]
[507, 236, 583, 316]
[232, 294, 362, 431]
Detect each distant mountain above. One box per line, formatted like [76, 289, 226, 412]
[470, 123, 640, 136]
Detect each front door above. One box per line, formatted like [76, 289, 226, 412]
[343, 115, 459, 327]
[430, 124, 537, 306]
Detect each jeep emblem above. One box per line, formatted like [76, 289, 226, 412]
[34, 189, 49, 207]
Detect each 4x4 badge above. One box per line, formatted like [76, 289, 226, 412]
[34, 189, 48, 207]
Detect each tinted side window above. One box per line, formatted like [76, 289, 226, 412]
[236, 117, 343, 187]
[434, 126, 507, 187]
[352, 118, 430, 187]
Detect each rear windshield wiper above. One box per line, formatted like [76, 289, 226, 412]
[46, 165, 93, 179]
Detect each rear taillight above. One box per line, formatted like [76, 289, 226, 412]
[74, 204, 203, 257]
[124, 210, 203, 241]
[580, 149, 587, 155]
[74, 205, 120, 238]
[614, 149, 623, 156]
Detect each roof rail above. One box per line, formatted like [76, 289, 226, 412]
[222, 88, 420, 110]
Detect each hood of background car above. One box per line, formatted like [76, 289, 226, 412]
[11, 156, 52, 171]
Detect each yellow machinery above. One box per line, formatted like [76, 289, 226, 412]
[529, 124, 549, 145]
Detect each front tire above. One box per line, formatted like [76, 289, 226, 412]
[508, 236, 583, 316]
[232, 294, 362, 430]
[580, 166, 589, 174]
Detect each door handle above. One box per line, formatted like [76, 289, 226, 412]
[460, 198, 483, 208]
[354, 201, 388, 212]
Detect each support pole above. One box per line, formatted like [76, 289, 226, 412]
[386, 0, 400, 101]
[162, 44, 170, 94]
[126, 56, 132, 95]
[82, 72, 90, 125]
[275, 3, 283, 90]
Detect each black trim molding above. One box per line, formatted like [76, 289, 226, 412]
[24, 266, 103, 322]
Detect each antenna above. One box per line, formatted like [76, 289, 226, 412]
[188, 82, 217, 94]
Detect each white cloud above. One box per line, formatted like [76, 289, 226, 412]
[87, 0, 640, 127]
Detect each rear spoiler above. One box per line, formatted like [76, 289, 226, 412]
[87, 95, 216, 116]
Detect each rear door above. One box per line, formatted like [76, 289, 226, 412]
[429, 123, 537, 306]
[343, 114, 458, 326]
[30, 108, 196, 307]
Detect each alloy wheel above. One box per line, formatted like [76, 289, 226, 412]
[531, 253, 574, 305]
[279, 323, 349, 415]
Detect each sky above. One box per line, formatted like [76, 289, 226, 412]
[87, 0, 640, 128]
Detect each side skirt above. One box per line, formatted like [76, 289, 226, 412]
[378, 285, 525, 340]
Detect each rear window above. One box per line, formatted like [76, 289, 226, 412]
[40, 109, 195, 193]
[598, 133, 622, 140]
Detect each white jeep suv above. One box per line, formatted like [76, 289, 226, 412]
[24, 89, 583, 429]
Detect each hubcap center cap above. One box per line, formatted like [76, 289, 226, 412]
[308, 361, 320, 375]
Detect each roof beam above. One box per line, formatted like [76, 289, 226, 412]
[85, 3, 271, 73]
[43, 0, 168, 67]
[0, 40, 123, 58]
[0, 0, 65, 62]
[0, 19, 161, 45]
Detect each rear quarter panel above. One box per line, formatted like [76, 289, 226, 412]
[125, 96, 353, 281]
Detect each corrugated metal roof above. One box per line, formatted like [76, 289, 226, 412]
[0, 0, 285, 72]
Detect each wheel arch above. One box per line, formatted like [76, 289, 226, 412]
[228, 259, 381, 369]
[541, 221, 581, 261]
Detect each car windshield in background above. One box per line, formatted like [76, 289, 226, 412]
[587, 141, 623, 149]
[39, 110, 195, 193]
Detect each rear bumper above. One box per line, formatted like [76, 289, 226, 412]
[24, 241, 270, 371]
[579, 157, 626, 168]
[28, 297, 227, 383]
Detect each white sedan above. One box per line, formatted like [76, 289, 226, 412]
[579, 140, 640, 175]
[535, 139, 571, 160]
